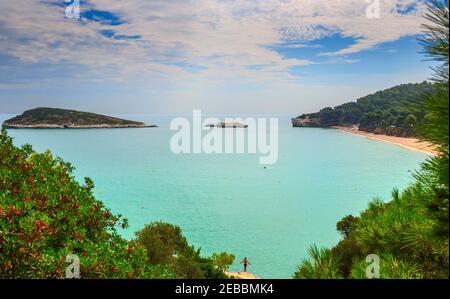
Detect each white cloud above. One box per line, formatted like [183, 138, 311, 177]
[0, 0, 429, 84]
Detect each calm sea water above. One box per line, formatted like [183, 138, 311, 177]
[1, 114, 427, 278]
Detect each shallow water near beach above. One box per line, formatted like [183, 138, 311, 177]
[1, 114, 428, 278]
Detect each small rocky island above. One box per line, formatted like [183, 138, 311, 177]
[205, 122, 248, 128]
[3, 107, 156, 129]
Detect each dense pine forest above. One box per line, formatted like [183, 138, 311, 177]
[293, 82, 436, 137]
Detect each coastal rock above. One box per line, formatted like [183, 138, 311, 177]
[291, 116, 323, 127]
[224, 271, 260, 279]
[205, 122, 248, 128]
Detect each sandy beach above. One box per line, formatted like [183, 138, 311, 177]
[225, 271, 260, 279]
[335, 126, 438, 156]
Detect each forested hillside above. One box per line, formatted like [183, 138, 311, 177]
[293, 82, 436, 137]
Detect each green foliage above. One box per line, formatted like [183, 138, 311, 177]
[350, 253, 424, 279]
[414, 155, 449, 238]
[212, 252, 235, 272]
[293, 245, 342, 279]
[134, 222, 229, 279]
[296, 82, 436, 137]
[415, 0, 449, 239]
[352, 186, 448, 278]
[295, 184, 449, 279]
[419, 0, 449, 83]
[336, 215, 358, 238]
[133, 222, 188, 264]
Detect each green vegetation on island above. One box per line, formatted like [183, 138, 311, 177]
[292, 82, 436, 137]
[294, 0, 449, 279]
[3, 107, 155, 129]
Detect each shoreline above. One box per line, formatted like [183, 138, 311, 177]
[334, 126, 438, 156]
[225, 271, 260, 279]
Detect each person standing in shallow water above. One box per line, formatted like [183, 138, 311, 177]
[240, 257, 251, 272]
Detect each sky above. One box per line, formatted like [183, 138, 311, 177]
[0, 0, 436, 115]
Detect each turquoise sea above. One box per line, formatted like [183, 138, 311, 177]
[1, 114, 428, 278]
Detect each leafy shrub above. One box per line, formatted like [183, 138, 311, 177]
[134, 222, 230, 279]
[133, 222, 188, 264]
[336, 215, 358, 238]
[211, 252, 235, 272]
